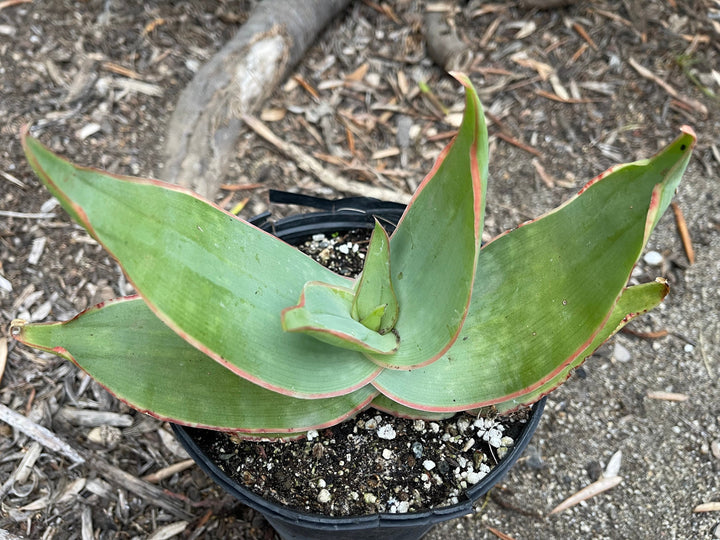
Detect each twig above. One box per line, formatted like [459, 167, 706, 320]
[485, 526, 516, 540]
[0, 442, 42, 499]
[0, 0, 32, 11]
[58, 406, 134, 427]
[147, 522, 189, 540]
[0, 403, 86, 465]
[572, 21, 598, 51]
[241, 113, 410, 203]
[0, 339, 6, 384]
[646, 391, 688, 402]
[81, 506, 93, 540]
[112, 77, 163, 97]
[292, 74, 320, 100]
[693, 502, 720, 512]
[549, 475, 622, 514]
[628, 57, 708, 117]
[671, 202, 695, 264]
[621, 328, 669, 339]
[532, 159, 555, 188]
[91, 458, 193, 520]
[535, 89, 600, 104]
[142, 459, 196, 483]
[495, 132, 542, 157]
[1, 170, 26, 188]
[0, 211, 56, 219]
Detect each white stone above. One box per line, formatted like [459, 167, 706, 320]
[382, 449, 393, 459]
[613, 342, 631, 362]
[423, 460, 436, 471]
[317, 489, 331, 503]
[466, 471, 483, 485]
[377, 424, 397, 440]
[643, 250, 663, 266]
[307, 430, 319, 440]
[483, 428, 503, 448]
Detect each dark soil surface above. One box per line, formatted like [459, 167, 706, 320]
[190, 405, 532, 518]
[1, 1, 719, 539]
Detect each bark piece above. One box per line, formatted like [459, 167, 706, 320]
[163, 0, 352, 198]
[0, 403, 85, 465]
[91, 458, 193, 520]
[423, 11, 472, 72]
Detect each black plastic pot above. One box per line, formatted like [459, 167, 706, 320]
[172, 191, 547, 540]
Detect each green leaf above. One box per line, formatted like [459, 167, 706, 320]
[370, 394, 456, 421]
[373, 128, 695, 410]
[493, 279, 670, 412]
[357, 304, 388, 333]
[282, 281, 399, 355]
[351, 220, 398, 334]
[10, 297, 377, 434]
[22, 133, 380, 398]
[367, 73, 488, 369]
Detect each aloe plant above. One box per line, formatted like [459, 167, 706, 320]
[10, 74, 695, 438]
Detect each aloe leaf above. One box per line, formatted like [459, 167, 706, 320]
[374, 128, 695, 410]
[282, 282, 399, 354]
[493, 279, 670, 412]
[21, 132, 381, 398]
[10, 297, 376, 434]
[351, 221, 398, 334]
[358, 304, 388, 333]
[368, 73, 488, 369]
[370, 395, 456, 421]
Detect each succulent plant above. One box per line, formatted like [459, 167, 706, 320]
[11, 74, 695, 439]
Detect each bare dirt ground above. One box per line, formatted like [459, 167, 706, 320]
[1, 1, 719, 539]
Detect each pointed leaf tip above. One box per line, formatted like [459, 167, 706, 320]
[368, 75, 488, 370]
[352, 220, 398, 334]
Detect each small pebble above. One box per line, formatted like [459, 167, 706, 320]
[377, 424, 396, 440]
[483, 428, 503, 448]
[429, 422, 440, 433]
[364, 418, 378, 430]
[382, 449, 393, 460]
[411, 442, 423, 458]
[364, 493, 377, 504]
[684, 344, 694, 353]
[317, 489, 331, 503]
[613, 342, 631, 362]
[423, 460, 436, 471]
[307, 430, 319, 441]
[466, 471, 483, 484]
[500, 436, 515, 447]
[643, 250, 663, 266]
[413, 419, 425, 431]
[711, 439, 720, 460]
